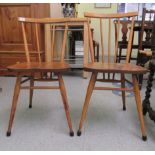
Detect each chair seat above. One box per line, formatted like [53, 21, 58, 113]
[7, 62, 70, 72]
[84, 62, 148, 74]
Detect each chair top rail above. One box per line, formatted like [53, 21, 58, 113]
[18, 17, 88, 23]
[84, 12, 138, 19]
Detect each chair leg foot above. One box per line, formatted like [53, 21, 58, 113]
[29, 105, 32, 108]
[142, 135, 147, 141]
[69, 131, 74, 137]
[123, 106, 126, 111]
[77, 130, 82, 136]
[6, 131, 11, 137]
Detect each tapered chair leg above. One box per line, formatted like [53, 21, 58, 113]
[58, 74, 74, 137]
[7, 75, 22, 136]
[132, 75, 147, 141]
[77, 72, 97, 136]
[121, 73, 126, 111]
[29, 76, 34, 108]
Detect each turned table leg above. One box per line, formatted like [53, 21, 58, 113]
[142, 61, 155, 122]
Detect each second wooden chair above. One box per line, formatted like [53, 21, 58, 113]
[77, 12, 148, 141]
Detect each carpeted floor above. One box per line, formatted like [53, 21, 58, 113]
[0, 72, 155, 150]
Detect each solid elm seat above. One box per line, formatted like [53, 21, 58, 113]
[84, 62, 148, 74]
[7, 62, 70, 72]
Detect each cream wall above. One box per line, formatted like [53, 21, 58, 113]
[77, 3, 118, 17]
[50, 3, 63, 18]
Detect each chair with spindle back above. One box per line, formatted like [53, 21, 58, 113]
[6, 17, 89, 137]
[77, 12, 148, 141]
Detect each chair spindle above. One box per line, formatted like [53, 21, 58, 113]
[60, 24, 68, 62]
[51, 25, 55, 60]
[114, 18, 120, 63]
[126, 17, 135, 63]
[21, 22, 30, 63]
[35, 23, 41, 63]
[108, 19, 111, 63]
[100, 18, 104, 63]
[88, 19, 95, 63]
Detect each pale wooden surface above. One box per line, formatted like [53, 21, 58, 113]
[7, 62, 70, 72]
[84, 62, 148, 74]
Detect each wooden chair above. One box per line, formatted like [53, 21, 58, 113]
[77, 12, 148, 141]
[5, 17, 89, 137]
[142, 14, 155, 122]
[137, 8, 155, 88]
[114, 20, 139, 63]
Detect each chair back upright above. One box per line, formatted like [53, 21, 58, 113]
[84, 12, 138, 64]
[139, 8, 155, 50]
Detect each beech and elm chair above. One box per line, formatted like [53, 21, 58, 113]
[77, 12, 148, 141]
[6, 17, 87, 137]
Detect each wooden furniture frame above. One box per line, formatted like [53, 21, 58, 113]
[77, 12, 148, 141]
[137, 8, 155, 88]
[142, 15, 155, 123]
[6, 17, 88, 137]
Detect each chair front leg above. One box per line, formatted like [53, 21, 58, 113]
[58, 73, 74, 137]
[77, 72, 97, 136]
[132, 74, 147, 141]
[121, 73, 126, 111]
[7, 74, 22, 136]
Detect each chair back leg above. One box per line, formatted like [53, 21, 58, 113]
[29, 76, 34, 108]
[121, 73, 126, 111]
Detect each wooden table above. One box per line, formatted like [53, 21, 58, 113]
[44, 19, 89, 78]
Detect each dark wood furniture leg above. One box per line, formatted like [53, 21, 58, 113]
[121, 73, 126, 111]
[142, 14, 155, 123]
[29, 75, 34, 108]
[143, 60, 155, 122]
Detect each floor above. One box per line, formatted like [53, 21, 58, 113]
[0, 72, 155, 151]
